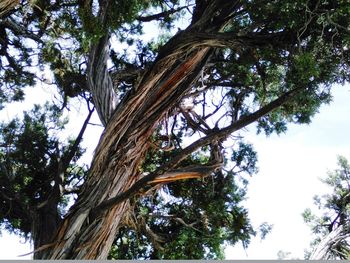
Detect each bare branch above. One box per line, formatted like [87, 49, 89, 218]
[90, 85, 302, 217]
[181, 110, 209, 135]
[61, 106, 94, 168]
[1, 18, 43, 43]
[137, 6, 188, 22]
[148, 213, 202, 233]
[51, 105, 94, 201]
[148, 161, 223, 184]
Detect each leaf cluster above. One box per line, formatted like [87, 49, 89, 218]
[0, 103, 86, 237]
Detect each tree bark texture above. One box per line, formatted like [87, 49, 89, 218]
[0, 0, 19, 17]
[32, 201, 61, 259]
[42, 22, 214, 257]
[44, 50, 211, 259]
[39, 0, 301, 259]
[310, 225, 350, 260]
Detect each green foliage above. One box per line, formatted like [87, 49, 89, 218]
[109, 173, 255, 259]
[0, 103, 86, 237]
[303, 156, 350, 259]
[109, 140, 260, 259]
[0, 31, 36, 109]
[217, 0, 350, 136]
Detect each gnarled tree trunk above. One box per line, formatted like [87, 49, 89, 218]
[39, 2, 215, 253]
[38, 0, 301, 259]
[42, 49, 211, 259]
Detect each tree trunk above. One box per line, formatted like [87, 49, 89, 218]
[40, 45, 211, 258]
[37, 0, 295, 258]
[32, 202, 61, 259]
[37, 2, 216, 255]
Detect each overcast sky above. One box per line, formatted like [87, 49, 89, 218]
[226, 83, 350, 259]
[0, 83, 349, 259]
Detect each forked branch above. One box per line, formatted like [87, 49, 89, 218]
[90, 85, 302, 217]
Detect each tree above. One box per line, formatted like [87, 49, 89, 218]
[0, 0, 349, 259]
[303, 156, 350, 260]
[107, 142, 262, 259]
[0, 101, 94, 258]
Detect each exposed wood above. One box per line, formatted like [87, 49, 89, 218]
[42, 34, 214, 260]
[36, 0, 311, 259]
[310, 225, 350, 259]
[0, 0, 19, 18]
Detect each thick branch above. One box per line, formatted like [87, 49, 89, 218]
[90, 86, 302, 217]
[148, 161, 223, 184]
[184, 31, 295, 50]
[1, 18, 43, 43]
[86, 2, 117, 126]
[310, 225, 350, 259]
[90, 161, 222, 218]
[156, 29, 294, 67]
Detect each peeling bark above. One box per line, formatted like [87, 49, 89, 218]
[42, 37, 213, 259]
[0, 0, 19, 18]
[38, 0, 304, 259]
[309, 225, 350, 259]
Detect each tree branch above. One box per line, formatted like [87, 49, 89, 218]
[61, 105, 94, 168]
[310, 225, 350, 259]
[0, 18, 43, 43]
[90, 86, 302, 217]
[148, 213, 202, 233]
[49, 105, 94, 203]
[137, 6, 188, 22]
[148, 161, 223, 184]
[183, 31, 295, 50]
[86, 1, 117, 126]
